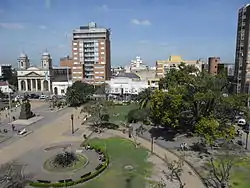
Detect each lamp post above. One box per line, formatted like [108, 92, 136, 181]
[71, 114, 74, 134]
[245, 123, 250, 150]
[151, 135, 154, 154]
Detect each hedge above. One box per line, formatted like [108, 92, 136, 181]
[29, 145, 109, 187]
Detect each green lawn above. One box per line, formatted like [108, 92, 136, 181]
[76, 137, 153, 188]
[230, 158, 250, 188]
[107, 103, 138, 125]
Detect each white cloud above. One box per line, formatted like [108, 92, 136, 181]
[0, 23, 25, 29]
[131, 19, 151, 26]
[39, 25, 47, 30]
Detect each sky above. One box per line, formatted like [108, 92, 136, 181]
[0, 0, 249, 67]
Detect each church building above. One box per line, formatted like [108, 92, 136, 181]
[17, 52, 72, 95]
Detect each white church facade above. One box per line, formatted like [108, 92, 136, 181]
[17, 52, 72, 95]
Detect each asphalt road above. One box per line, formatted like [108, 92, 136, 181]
[0, 105, 72, 149]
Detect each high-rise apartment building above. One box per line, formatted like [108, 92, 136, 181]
[72, 22, 111, 85]
[234, 4, 250, 93]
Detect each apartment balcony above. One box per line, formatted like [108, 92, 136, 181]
[85, 72, 94, 75]
[85, 58, 95, 61]
[84, 63, 94, 67]
[84, 45, 94, 47]
[85, 68, 94, 71]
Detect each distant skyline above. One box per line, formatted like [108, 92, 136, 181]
[0, 0, 249, 67]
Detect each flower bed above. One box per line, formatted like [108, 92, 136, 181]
[29, 145, 109, 187]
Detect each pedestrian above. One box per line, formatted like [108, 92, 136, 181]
[180, 143, 184, 151]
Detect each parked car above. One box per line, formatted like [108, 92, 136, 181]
[238, 118, 246, 126]
[39, 95, 47, 99]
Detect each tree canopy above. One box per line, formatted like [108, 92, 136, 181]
[66, 81, 95, 107]
[149, 63, 248, 142]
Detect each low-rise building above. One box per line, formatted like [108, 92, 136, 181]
[156, 55, 202, 78]
[0, 81, 13, 93]
[105, 72, 148, 95]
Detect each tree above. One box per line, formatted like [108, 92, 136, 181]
[53, 151, 77, 168]
[195, 117, 235, 148]
[137, 88, 153, 109]
[163, 155, 186, 188]
[81, 101, 109, 129]
[66, 81, 95, 106]
[150, 88, 184, 128]
[127, 108, 149, 123]
[205, 144, 244, 188]
[150, 63, 249, 132]
[0, 162, 31, 188]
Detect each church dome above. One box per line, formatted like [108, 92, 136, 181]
[42, 52, 50, 57]
[19, 53, 27, 58]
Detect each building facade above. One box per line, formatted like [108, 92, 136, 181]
[105, 73, 148, 95]
[0, 64, 12, 81]
[72, 22, 111, 85]
[234, 4, 250, 93]
[60, 56, 73, 69]
[156, 55, 202, 78]
[17, 52, 72, 95]
[208, 57, 220, 74]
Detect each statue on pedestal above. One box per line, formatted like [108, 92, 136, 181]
[19, 95, 35, 119]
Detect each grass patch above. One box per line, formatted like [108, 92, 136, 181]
[43, 154, 88, 172]
[230, 157, 250, 188]
[75, 137, 152, 188]
[107, 103, 138, 125]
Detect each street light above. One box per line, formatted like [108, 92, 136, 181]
[71, 114, 74, 134]
[245, 123, 250, 150]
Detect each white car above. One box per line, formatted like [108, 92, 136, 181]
[238, 119, 246, 126]
[18, 128, 27, 135]
[39, 95, 47, 99]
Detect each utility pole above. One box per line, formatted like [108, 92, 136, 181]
[7, 81, 12, 130]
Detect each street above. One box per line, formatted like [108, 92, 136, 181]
[0, 101, 72, 149]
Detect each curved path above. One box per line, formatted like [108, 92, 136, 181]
[18, 141, 100, 182]
[104, 130, 206, 188]
[0, 107, 205, 188]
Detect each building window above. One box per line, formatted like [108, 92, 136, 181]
[101, 42, 104, 45]
[73, 48, 77, 50]
[101, 52, 105, 55]
[74, 57, 78, 60]
[61, 89, 65, 94]
[73, 43, 77, 46]
[101, 47, 104, 50]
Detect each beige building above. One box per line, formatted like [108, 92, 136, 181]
[72, 22, 111, 85]
[156, 55, 202, 78]
[132, 69, 159, 89]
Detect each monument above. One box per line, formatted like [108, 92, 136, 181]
[19, 96, 35, 119]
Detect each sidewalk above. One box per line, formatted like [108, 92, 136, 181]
[107, 129, 206, 188]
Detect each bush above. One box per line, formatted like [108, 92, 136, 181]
[29, 144, 109, 187]
[127, 108, 149, 123]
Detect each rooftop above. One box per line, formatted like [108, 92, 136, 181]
[116, 72, 140, 79]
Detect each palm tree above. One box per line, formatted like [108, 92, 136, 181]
[137, 88, 152, 109]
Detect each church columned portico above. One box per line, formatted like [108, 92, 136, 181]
[18, 78, 51, 92]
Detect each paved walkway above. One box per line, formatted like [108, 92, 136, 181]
[0, 106, 206, 188]
[105, 130, 206, 188]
